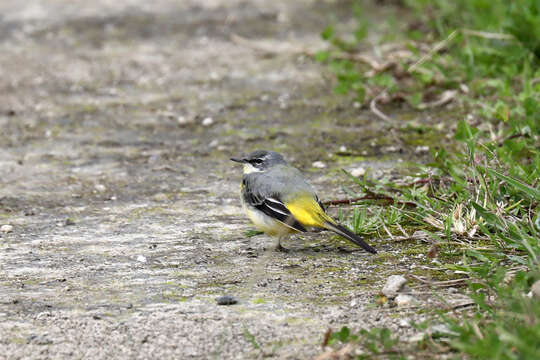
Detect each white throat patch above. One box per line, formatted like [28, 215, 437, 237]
[243, 163, 262, 174]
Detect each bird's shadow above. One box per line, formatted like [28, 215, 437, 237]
[285, 244, 365, 255]
[240, 243, 365, 257]
[241, 230, 371, 256]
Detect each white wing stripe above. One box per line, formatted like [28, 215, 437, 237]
[265, 204, 289, 216]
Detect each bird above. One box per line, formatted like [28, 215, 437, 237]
[230, 150, 377, 254]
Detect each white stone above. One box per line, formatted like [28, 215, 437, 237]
[1, 224, 13, 233]
[202, 117, 214, 126]
[398, 319, 410, 328]
[136, 255, 147, 263]
[312, 161, 326, 169]
[94, 184, 106, 192]
[177, 115, 189, 125]
[350, 167, 366, 177]
[381, 275, 407, 298]
[36, 311, 52, 320]
[395, 294, 414, 307]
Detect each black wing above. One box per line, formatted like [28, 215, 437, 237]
[242, 178, 307, 232]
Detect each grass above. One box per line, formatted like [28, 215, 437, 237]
[316, 0, 539, 358]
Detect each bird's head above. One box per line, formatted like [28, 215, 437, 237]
[230, 150, 287, 174]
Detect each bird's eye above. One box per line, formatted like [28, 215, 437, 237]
[250, 158, 263, 165]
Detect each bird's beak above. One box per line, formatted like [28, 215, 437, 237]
[230, 157, 247, 163]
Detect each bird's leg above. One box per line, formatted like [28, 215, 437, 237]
[275, 236, 289, 253]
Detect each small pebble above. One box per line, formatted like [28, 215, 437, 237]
[350, 167, 366, 177]
[202, 117, 214, 126]
[24, 208, 36, 216]
[216, 295, 238, 305]
[312, 161, 326, 169]
[36, 312, 52, 320]
[395, 294, 415, 307]
[94, 184, 106, 192]
[381, 275, 408, 299]
[531, 280, 540, 298]
[136, 255, 147, 263]
[64, 218, 75, 226]
[1, 224, 13, 233]
[177, 115, 192, 126]
[415, 145, 429, 153]
[398, 319, 410, 328]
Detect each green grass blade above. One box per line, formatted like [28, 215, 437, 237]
[485, 168, 540, 200]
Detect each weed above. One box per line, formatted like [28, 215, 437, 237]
[242, 325, 261, 350]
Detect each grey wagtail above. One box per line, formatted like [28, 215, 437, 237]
[230, 150, 377, 254]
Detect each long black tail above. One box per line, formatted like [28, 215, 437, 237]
[324, 222, 377, 254]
